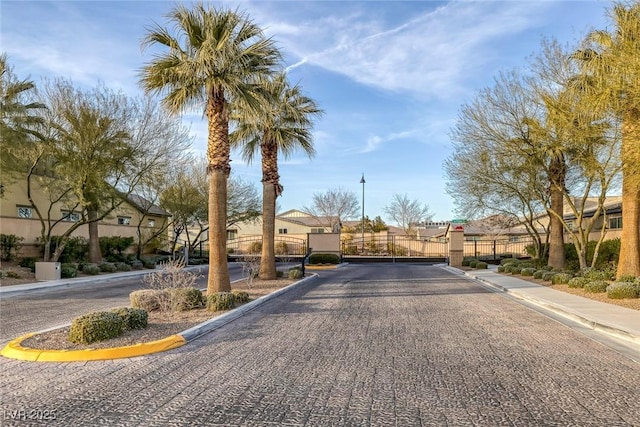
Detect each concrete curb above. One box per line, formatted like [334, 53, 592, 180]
[444, 266, 640, 345]
[0, 273, 318, 362]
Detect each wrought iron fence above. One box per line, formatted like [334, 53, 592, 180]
[342, 235, 449, 257]
[463, 236, 535, 260]
[226, 236, 307, 256]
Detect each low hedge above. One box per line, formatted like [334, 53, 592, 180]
[584, 280, 608, 293]
[551, 273, 572, 285]
[533, 270, 546, 279]
[289, 268, 303, 279]
[99, 262, 117, 273]
[606, 282, 640, 299]
[232, 290, 250, 304]
[568, 277, 590, 289]
[115, 262, 132, 272]
[475, 261, 488, 269]
[520, 268, 536, 277]
[82, 263, 101, 275]
[61, 263, 78, 278]
[206, 292, 237, 311]
[111, 307, 148, 330]
[308, 253, 340, 265]
[68, 311, 124, 344]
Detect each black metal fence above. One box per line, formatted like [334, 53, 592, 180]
[463, 236, 534, 260]
[226, 236, 308, 256]
[342, 235, 449, 257]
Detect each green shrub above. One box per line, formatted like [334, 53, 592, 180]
[276, 270, 284, 278]
[143, 261, 156, 269]
[111, 307, 148, 330]
[584, 280, 609, 293]
[582, 269, 613, 282]
[68, 311, 124, 344]
[521, 268, 536, 276]
[60, 263, 78, 278]
[551, 273, 572, 285]
[510, 266, 523, 275]
[130, 260, 144, 270]
[568, 277, 590, 289]
[497, 265, 506, 273]
[6, 271, 20, 279]
[99, 262, 117, 273]
[130, 289, 165, 312]
[168, 287, 204, 311]
[206, 292, 236, 311]
[19, 257, 37, 272]
[462, 257, 473, 267]
[308, 253, 340, 264]
[500, 258, 518, 266]
[82, 263, 101, 275]
[232, 290, 250, 304]
[115, 262, 132, 272]
[617, 274, 638, 283]
[0, 234, 23, 261]
[541, 272, 556, 282]
[40, 236, 88, 263]
[533, 270, 546, 279]
[468, 260, 479, 268]
[99, 236, 134, 262]
[288, 268, 303, 280]
[606, 282, 639, 299]
[475, 261, 488, 269]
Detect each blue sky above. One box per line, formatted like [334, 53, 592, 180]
[1, 0, 611, 224]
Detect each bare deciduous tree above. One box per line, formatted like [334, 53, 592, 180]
[304, 187, 359, 230]
[384, 193, 433, 237]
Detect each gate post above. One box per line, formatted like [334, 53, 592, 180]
[448, 226, 465, 267]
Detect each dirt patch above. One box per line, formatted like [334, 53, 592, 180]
[0, 261, 36, 286]
[17, 277, 297, 351]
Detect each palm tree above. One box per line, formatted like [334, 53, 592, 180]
[573, 2, 640, 278]
[0, 54, 45, 184]
[231, 73, 321, 279]
[139, 3, 281, 293]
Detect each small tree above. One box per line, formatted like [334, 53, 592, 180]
[303, 187, 360, 230]
[384, 194, 433, 237]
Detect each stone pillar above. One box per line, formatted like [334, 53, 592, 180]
[448, 227, 465, 267]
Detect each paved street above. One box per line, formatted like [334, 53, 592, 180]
[0, 263, 244, 342]
[1, 264, 639, 426]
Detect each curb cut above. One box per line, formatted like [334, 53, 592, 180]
[446, 266, 640, 345]
[0, 273, 318, 362]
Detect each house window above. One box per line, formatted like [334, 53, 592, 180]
[62, 211, 80, 222]
[17, 206, 32, 218]
[227, 229, 238, 240]
[148, 219, 155, 227]
[311, 228, 325, 234]
[508, 236, 520, 242]
[278, 228, 288, 234]
[608, 216, 622, 229]
[117, 216, 131, 225]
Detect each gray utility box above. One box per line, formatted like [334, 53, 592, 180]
[35, 262, 61, 281]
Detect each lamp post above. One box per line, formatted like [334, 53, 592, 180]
[360, 173, 365, 253]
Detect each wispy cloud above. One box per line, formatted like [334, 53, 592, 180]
[258, 2, 553, 100]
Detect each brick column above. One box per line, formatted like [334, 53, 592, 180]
[448, 228, 465, 267]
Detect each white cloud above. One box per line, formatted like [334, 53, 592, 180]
[259, 2, 553, 99]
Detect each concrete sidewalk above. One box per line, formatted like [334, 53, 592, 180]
[445, 265, 640, 345]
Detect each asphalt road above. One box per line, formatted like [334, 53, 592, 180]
[1, 263, 639, 426]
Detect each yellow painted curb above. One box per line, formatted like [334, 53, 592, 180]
[305, 265, 338, 270]
[0, 333, 186, 362]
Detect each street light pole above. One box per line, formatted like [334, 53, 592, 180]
[360, 173, 365, 253]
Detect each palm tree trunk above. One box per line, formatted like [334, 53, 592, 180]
[259, 140, 280, 280]
[617, 110, 640, 279]
[548, 157, 566, 270]
[206, 90, 231, 294]
[208, 170, 230, 292]
[260, 182, 277, 279]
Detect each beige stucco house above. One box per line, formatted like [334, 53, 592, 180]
[0, 176, 171, 258]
